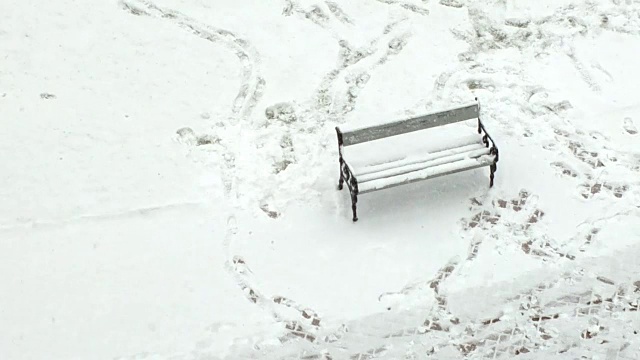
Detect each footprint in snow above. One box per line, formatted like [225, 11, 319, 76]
[623, 117, 637, 135]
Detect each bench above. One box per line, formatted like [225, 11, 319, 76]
[335, 98, 499, 222]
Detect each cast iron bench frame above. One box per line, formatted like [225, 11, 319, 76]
[335, 98, 499, 222]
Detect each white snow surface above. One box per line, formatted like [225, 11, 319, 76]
[1, 0, 640, 359]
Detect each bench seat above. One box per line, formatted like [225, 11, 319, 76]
[335, 99, 499, 221]
[356, 150, 496, 193]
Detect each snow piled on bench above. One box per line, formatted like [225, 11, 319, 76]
[354, 144, 489, 181]
[2, 0, 640, 359]
[338, 100, 479, 134]
[343, 120, 483, 170]
[358, 154, 495, 193]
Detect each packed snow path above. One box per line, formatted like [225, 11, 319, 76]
[1, 0, 640, 359]
[116, 0, 640, 358]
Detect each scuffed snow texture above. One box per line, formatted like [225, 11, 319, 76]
[1, 0, 640, 359]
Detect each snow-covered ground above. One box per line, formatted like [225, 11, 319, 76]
[1, 0, 639, 359]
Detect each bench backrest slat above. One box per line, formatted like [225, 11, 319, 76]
[340, 102, 479, 146]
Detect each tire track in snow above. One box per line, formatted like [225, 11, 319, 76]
[120, 0, 265, 123]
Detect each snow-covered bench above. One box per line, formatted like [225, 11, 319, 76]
[335, 99, 499, 222]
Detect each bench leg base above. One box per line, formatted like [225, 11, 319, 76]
[489, 164, 496, 188]
[338, 157, 345, 191]
[351, 193, 358, 222]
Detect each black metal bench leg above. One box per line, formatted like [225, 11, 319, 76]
[490, 164, 496, 188]
[338, 158, 344, 190]
[350, 192, 358, 222]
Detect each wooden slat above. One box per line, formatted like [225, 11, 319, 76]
[339, 102, 479, 146]
[356, 147, 491, 183]
[357, 155, 495, 194]
[352, 143, 486, 177]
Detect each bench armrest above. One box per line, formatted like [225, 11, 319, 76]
[340, 159, 359, 191]
[336, 126, 359, 193]
[477, 120, 499, 162]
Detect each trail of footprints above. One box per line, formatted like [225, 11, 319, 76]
[427, 0, 640, 141]
[372, 0, 430, 15]
[283, 0, 354, 26]
[276, 2, 640, 358]
[285, 4, 413, 121]
[624, 117, 638, 135]
[322, 24, 411, 118]
[440, 0, 640, 204]
[120, 2, 328, 340]
[121, 0, 640, 357]
[283, 0, 363, 44]
[120, 0, 265, 122]
[433, 15, 635, 201]
[463, 190, 574, 261]
[295, 263, 640, 359]
[231, 254, 324, 344]
[355, 189, 568, 356]
[455, 271, 640, 359]
[122, 0, 326, 346]
[218, 145, 634, 357]
[465, 186, 628, 259]
[331, 253, 640, 359]
[548, 127, 637, 200]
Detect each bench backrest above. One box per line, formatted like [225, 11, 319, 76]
[338, 101, 479, 146]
